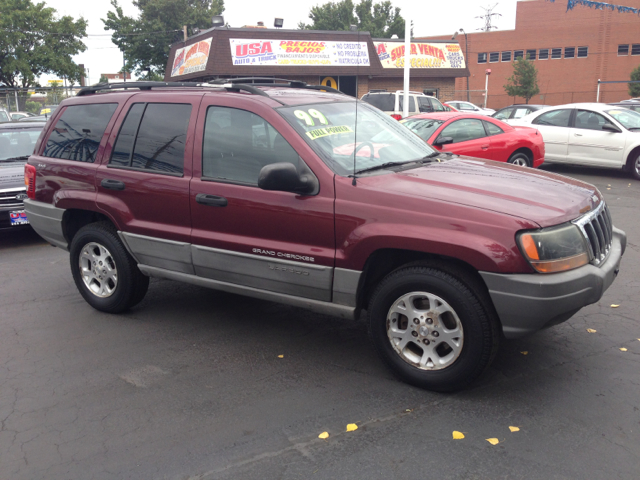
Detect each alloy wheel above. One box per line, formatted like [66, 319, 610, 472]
[79, 242, 118, 298]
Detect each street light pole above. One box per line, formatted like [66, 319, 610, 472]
[460, 29, 469, 102]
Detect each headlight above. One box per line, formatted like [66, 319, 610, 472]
[517, 224, 590, 273]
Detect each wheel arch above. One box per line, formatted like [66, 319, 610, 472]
[625, 145, 640, 169]
[509, 147, 533, 163]
[62, 209, 114, 246]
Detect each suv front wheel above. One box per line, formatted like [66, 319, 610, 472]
[69, 221, 149, 313]
[368, 265, 499, 392]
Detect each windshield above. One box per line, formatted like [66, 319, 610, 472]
[605, 108, 640, 130]
[0, 127, 43, 161]
[400, 118, 445, 142]
[279, 101, 436, 176]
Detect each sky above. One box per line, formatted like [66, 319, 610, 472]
[38, 0, 520, 84]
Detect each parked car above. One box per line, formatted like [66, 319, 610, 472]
[401, 112, 545, 167]
[0, 109, 11, 123]
[607, 101, 640, 113]
[444, 101, 495, 116]
[10, 111, 37, 121]
[361, 90, 447, 120]
[0, 121, 46, 229]
[492, 104, 547, 123]
[511, 103, 640, 180]
[18, 115, 49, 122]
[24, 80, 625, 392]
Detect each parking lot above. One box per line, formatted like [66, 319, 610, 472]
[1, 164, 639, 480]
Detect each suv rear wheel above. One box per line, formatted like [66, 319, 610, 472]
[69, 221, 149, 313]
[368, 265, 499, 392]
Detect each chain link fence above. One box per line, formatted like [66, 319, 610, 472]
[0, 87, 78, 115]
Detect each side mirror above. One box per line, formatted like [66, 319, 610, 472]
[258, 162, 319, 195]
[601, 124, 621, 133]
[433, 136, 454, 147]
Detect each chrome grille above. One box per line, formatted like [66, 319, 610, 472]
[0, 188, 26, 209]
[573, 201, 613, 266]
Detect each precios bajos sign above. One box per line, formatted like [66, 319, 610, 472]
[229, 39, 370, 66]
[374, 42, 466, 69]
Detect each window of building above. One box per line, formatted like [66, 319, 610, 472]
[526, 49, 536, 60]
[489, 52, 500, 63]
[514, 50, 524, 60]
[501, 51, 511, 62]
[109, 103, 191, 175]
[538, 49, 549, 60]
[564, 47, 575, 58]
[551, 48, 562, 59]
[632, 44, 640, 55]
[577, 46, 588, 58]
[44, 104, 118, 162]
[202, 106, 299, 185]
[478, 53, 487, 63]
[618, 44, 629, 56]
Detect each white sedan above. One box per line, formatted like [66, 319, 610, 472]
[445, 101, 495, 116]
[512, 103, 640, 180]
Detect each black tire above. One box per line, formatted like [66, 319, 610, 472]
[69, 221, 149, 313]
[628, 152, 640, 181]
[368, 264, 500, 392]
[507, 151, 531, 167]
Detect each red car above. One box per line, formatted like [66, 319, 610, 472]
[401, 112, 545, 167]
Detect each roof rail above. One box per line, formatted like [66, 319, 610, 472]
[77, 81, 209, 96]
[209, 77, 345, 96]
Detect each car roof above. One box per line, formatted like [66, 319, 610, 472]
[0, 121, 46, 130]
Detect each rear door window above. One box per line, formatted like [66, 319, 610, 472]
[417, 97, 433, 113]
[398, 96, 416, 112]
[532, 109, 572, 127]
[109, 103, 191, 175]
[43, 104, 118, 162]
[361, 94, 395, 111]
[430, 98, 446, 112]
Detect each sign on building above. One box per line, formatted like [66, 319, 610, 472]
[171, 38, 213, 77]
[229, 39, 370, 66]
[374, 42, 466, 69]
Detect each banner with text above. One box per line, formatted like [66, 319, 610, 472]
[171, 38, 213, 77]
[229, 39, 370, 66]
[374, 42, 465, 69]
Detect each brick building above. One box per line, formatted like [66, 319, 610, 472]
[420, 0, 640, 109]
[163, 27, 469, 101]
[100, 72, 132, 83]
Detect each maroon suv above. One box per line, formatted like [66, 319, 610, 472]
[24, 80, 626, 391]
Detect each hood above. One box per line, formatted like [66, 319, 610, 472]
[360, 157, 599, 228]
[0, 162, 26, 190]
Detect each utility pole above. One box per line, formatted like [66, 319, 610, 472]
[183, 25, 188, 41]
[476, 4, 501, 32]
[123, 51, 126, 83]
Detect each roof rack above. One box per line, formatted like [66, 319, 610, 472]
[209, 77, 344, 95]
[77, 81, 207, 96]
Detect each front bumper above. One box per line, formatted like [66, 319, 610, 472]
[480, 227, 626, 339]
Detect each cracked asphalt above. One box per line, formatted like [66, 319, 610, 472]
[1, 164, 639, 479]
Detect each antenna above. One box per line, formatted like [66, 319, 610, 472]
[475, 3, 501, 32]
[352, 27, 360, 186]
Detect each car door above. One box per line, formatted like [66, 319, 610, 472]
[432, 118, 492, 159]
[189, 97, 336, 302]
[568, 109, 626, 167]
[530, 108, 573, 162]
[95, 94, 202, 274]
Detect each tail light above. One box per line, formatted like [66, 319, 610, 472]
[391, 114, 402, 121]
[25, 164, 36, 199]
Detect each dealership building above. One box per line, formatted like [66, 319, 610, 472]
[163, 27, 469, 101]
[421, 0, 640, 109]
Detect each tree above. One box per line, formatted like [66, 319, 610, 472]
[630, 64, 640, 97]
[103, 0, 225, 78]
[299, 0, 405, 38]
[99, 74, 109, 84]
[503, 57, 540, 104]
[0, 0, 87, 94]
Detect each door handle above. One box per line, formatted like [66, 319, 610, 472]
[481, 144, 490, 150]
[574, 133, 583, 137]
[101, 179, 125, 191]
[196, 193, 228, 207]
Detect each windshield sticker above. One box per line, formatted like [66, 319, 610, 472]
[294, 109, 329, 126]
[306, 125, 353, 140]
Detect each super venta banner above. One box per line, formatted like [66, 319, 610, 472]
[374, 42, 466, 69]
[171, 38, 213, 77]
[229, 39, 370, 66]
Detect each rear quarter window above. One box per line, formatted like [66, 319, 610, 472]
[361, 94, 395, 111]
[43, 104, 117, 162]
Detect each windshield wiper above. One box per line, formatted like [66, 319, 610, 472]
[354, 156, 436, 175]
[0, 155, 30, 162]
[628, 127, 640, 131]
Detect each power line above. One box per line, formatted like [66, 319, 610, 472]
[0, 28, 181, 37]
